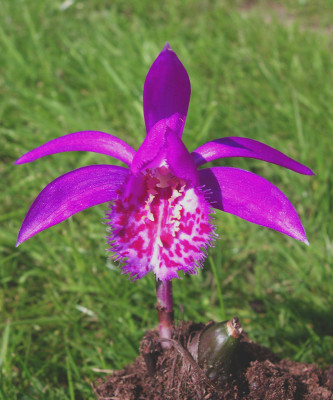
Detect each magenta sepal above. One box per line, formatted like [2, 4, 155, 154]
[15, 131, 136, 167]
[143, 43, 191, 138]
[199, 167, 308, 244]
[192, 137, 314, 175]
[17, 165, 129, 246]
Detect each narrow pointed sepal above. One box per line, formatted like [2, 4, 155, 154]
[143, 44, 191, 137]
[191, 136, 314, 175]
[17, 165, 129, 246]
[199, 167, 308, 243]
[15, 131, 136, 167]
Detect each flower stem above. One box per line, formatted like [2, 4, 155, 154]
[156, 280, 174, 349]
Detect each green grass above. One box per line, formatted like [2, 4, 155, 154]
[1, 0, 333, 398]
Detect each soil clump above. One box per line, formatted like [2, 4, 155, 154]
[94, 321, 333, 399]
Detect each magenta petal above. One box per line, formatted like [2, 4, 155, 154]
[192, 137, 314, 175]
[165, 128, 199, 186]
[143, 43, 191, 137]
[130, 116, 199, 185]
[15, 131, 136, 167]
[199, 167, 308, 243]
[17, 165, 129, 246]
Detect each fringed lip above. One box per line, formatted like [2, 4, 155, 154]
[106, 168, 215, 281]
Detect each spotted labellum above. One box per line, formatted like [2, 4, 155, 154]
[16, 43, 313, 344]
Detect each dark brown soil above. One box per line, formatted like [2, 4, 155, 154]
[93, 321, 333, 400]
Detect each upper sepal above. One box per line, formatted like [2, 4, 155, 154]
[143, 43, 191, 137]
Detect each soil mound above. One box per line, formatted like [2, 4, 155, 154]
[94, 322, 333, 399]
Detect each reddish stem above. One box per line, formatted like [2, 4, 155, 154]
[156, 280, 174, 349]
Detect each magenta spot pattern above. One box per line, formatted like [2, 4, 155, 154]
[107, 166, 215, 281]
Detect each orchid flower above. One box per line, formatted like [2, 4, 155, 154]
[16, 43, 313, 343]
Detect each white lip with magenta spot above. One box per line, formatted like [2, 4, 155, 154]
[107, 165, 215, 281]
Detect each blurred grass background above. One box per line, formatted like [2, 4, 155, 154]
[1, 0, 333, 398]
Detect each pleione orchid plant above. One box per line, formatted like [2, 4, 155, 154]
[16, 43, 313, 345]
